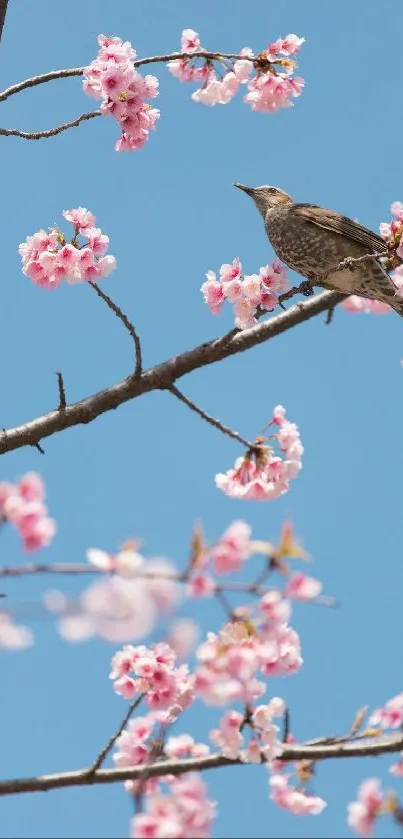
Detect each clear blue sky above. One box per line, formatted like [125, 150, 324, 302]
[0, 1, 402, 837]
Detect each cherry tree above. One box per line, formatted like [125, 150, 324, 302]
[0, 6, 403, 838]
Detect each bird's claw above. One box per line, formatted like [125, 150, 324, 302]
[338, 256, 357, 272]
[298, 280, 314, 297]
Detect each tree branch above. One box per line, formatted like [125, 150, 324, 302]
[0, 111, 100, 140]
[0, 290, 343, 457]
[0, 563, 183, 579]
[0, 732, 402, 798]
[0, 51, 258, 105]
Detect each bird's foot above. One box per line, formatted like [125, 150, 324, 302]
[337, 256, 356, 272]
[298, 280, 314, 297]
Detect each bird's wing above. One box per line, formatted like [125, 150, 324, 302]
[291, 204, 388, 255]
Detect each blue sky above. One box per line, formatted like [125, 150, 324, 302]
[0, 1, 402, 837]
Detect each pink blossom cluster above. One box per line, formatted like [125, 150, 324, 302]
[195, 603, 302, 707]
[44, 545, 179, 643]
[201, 257, 288, 329]
[83, 34, 159, 152]
[347, 779, 385, 837]
[131, 774, 216, 839]
[340, 296, 391, 315]
[210, 700, 284, 764]
[0, 612, 33, 650]
[0, 472, 56, 552]
[186, 520, 252, 597]
[339, 201, 403, 316]
[379, 200, 403, 259]
[187, 520, 322, 602]
[114, 706, 215, 836]
[369, 692, 403, 730]
[19, 208, 116, 290]
[114, 713, 209, 795]
[215, 405, 303, 500]
[270, 773, 327, 816]
[168, 29, 305, 112]
[110, 641, 195, 716]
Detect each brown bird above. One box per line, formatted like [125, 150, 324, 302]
[234, 183, 403, 317]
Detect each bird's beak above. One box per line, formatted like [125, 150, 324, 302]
[233, 182, 253, 195]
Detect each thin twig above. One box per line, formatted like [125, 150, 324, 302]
[283, 707, 290, 742]
[31, 442, 45, 454]
[1, 733, 403, 797]
[0, 291, 344, 456]
[0, 52, 258, 105]
[168, 384, 252, 448]
[88, 282, 142, 377]
[0, 111, 100, 140]
[56, 372, 66, 410]
[0, 563, 186, 580]
[90, 695, 144, 774]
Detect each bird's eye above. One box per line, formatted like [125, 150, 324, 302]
[268, 188, 277, 194]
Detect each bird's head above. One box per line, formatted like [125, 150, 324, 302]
[234, 183, 293, 218]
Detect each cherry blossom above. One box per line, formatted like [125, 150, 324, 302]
[369, 693, 403, 729]
[168, 29, 305, 113]
[285, 571, 322, 602]
[166, 618, 200, 659]
[340, 296, 391, 315]
[0, 472, 56, 551]
[0, 612, 33, 650]
[83, 35, 159, 152]
[347, 779, 384, 837]
[209, 709, 244, 759]
[131, 774, 216, 839]
[201, 257, 288, 328]
[195, 607, 302, 706]
[110, 641, 195, 717]
[215, 405, 303, 500]
[19, 209, 116, 289]
[210, 520, 251, 575]
[45, 546, 179, 643]
[269, 773, 327, 816]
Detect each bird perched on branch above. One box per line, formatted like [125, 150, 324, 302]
[234, 183, 403, 318]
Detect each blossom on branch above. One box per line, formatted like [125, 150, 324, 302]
[83, 34, 160, 152]
[215, 405, 303, 501]
[0, 472, 56, 551]
[168, 29, 305, 112]
[19, 208, 116, 289]
[341, 201, 403, 316]
[201, 257, 289, 328]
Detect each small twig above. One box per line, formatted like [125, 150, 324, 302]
[56, 372, 66, 410]
[0, 52, 258, 105]
[214, 588, 235, 618]
[0, 111, 100, 140]
[88, 282, 142, 377]
[325, 304, 338, 325]
[31, 441, 45, 454]
[89, 695, 144, 774]
[0, 562, 186, 580]
[283, 707, 290, 742]
[168, 384, 252, 448]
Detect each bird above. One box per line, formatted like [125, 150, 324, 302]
[234, 183, 403, 317]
